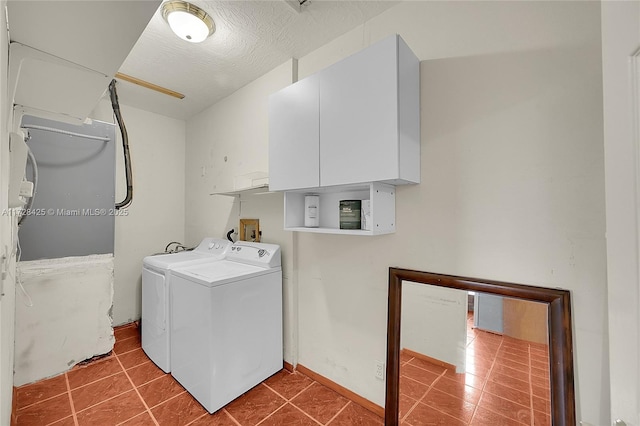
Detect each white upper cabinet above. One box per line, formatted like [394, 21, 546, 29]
[268, 34, 420, 191]
[319, 35, 420, 187]
[268, 34, 419, 235]
[269, 75, 320, 191]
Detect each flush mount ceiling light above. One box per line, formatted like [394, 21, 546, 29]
[161, 1, 215, 43]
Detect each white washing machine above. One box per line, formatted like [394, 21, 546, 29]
[170, 241, 283, 413]
[141, 238, 231, 373]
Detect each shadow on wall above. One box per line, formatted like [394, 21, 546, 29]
[422, 45, 598, 141]
[400, 45, 604, 274]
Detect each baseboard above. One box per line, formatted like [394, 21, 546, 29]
[11, 386, 17, 426]
[401, 348, 456, 371]
[283, 361, 294, 373]
[296, 364, 384, 418]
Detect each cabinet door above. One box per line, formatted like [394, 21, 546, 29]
[268, 75, 320, 191]
[319, 35, 399, 187]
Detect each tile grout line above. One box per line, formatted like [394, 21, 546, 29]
[417, 369, 476, 425]
[288, 402, 324, 426]
[283, 379, 325, 422]
[185, 409, 241, 426]
[64, 372, 80, 426]
[261, 381, 294, 402]
[324, 400, 351, 425]
[402, 368, 447, 422]
[404, 345, 501, 421]
[482, 374, 532, 396]
[401, 329, 543, 425]
[528, 344, 534, 426]
[479, 405, 531, 426]
[183, 410, 208, 426]
[44, 416, 74, 426]
[264, 378, 315, 402]
[405, 359, 451, 377]
[17, 354, 125, 412]
[131, 370, 168, 389]
[469, 358, 526, 425]
[113, 350, 160, 426]
[67, 370, 123, 393]
[254, 401, 293, 426]
[253, 382, 290, 425]
[267, 372, 360, 424]
[115, 411, 155, 426]
[223, 408, 244, 426]
[266, 375, 363, 424]
[403, 370, 443, 390]
[68, 386, 141, 415]
[399, 396, 421, 423]
[468, 333, 504, 424]
[66, 362, 152, 414]
[483, 346, 535, 392]
[261, 378, 323, 425]
[114, 346, 143, 357]
[146, 390, 188, 411]
[112, 329, 143, 356]
[15, 388, 69, 412]
[418, 369, 445, 403]
[477, 396, 533, 425]
[34, 362, 134, 419]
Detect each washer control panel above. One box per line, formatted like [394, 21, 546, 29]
[228, 242, 281, 268]
[194, 238, 231, 255]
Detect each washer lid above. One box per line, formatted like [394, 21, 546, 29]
[171, 260, 280, 287]
[143, 251, 209, 270]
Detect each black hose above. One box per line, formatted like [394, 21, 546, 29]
[226, 229, 235, 242]
[165, 241, 183, 252]
[109, 79, 133, 210]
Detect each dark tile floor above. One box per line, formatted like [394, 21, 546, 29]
[14, 323, 383, 426]
[15, 317, 550, 425]
[398, 314, 551, 425]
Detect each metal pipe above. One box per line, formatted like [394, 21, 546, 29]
[21, 124, 110, 142]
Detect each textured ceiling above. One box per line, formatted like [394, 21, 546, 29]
[115, 0, 398, 120]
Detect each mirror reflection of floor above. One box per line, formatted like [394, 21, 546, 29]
[399, 314, 550, 425]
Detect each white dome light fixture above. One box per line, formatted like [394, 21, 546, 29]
[161, 1, 215, 43]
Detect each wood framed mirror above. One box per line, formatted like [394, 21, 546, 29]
[385, 268, 575, 425]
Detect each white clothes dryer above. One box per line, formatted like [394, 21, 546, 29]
[141, 237, 231, 372]
[170, 241, 283, 413]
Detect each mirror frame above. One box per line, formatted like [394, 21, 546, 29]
[385, 268, 575, 425]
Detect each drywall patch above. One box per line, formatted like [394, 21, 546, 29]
[14, 254, 114, 386]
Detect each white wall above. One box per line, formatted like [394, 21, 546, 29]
[602, 2, 640, 425]
[14, 255, 114, 386]
[0, 0, 16, 422]
[185, 60, 297, 364]
[184, 59, 294, 239]
[92, 100, 186, 326]
[401, 283, 467, 372]
[295, 2, 607, 424]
